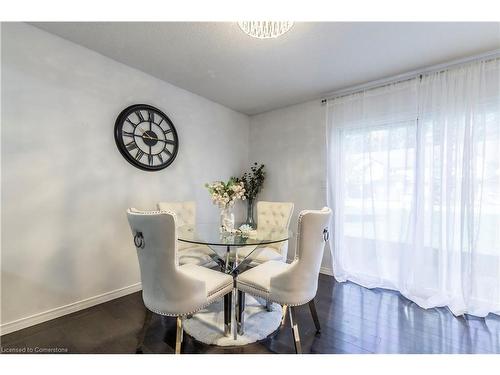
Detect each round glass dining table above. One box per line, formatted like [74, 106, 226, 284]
[177, 223, 291, 341]
[178, 223, 291, 275]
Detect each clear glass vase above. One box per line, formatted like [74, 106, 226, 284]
[245, 199, 256, 229]
[220, 207, 235, 232]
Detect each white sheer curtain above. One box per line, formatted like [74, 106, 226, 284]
[327, 58, 500, 317]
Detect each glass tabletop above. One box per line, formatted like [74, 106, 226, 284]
[177, 223, 291, 275]
[178, 223, 290, 247]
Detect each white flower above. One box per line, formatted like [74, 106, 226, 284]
[205, 179, 246, 209]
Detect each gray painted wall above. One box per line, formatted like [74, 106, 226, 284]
[1, 23, 249, 328]
[249, 100, 332, 273]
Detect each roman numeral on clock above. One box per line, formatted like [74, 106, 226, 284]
[135, 149, 145, 161]
[125, 118, 137, 127]
[122, 131, 135, 138]
[125, 141, 138, 151]
[147, 111, 155, 123]
[135, 111, 145, 122]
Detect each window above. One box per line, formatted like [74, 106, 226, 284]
[327, 59, 500, 316]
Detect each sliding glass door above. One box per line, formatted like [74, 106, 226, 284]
[327, 59, 500, 317]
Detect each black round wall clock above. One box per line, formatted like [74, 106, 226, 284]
[114, 104, 179, 171]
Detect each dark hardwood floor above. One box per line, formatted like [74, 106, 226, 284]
[2, 274, 499, 354]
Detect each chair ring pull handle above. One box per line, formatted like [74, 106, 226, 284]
[323, 228, 330, 242]
[134, 232, 145, 249]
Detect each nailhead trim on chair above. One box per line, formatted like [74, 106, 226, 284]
[144, 284, 234, 317]
[236, 282, 314, 307]
[207, 283, 233, 298]
[157, 202, 196, 227]
[236, 280, 270, 295]
[292, 210, 305, 261]
[129, 209, 174, 215]
[292, 209, 326, 260]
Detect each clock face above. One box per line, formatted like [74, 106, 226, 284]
[114, 104, 179, 171]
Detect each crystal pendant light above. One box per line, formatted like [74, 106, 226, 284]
[238, 21, 294, 39]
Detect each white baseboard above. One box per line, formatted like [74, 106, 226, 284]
[0, 282, 142, 336]
[320, 266, 334, 276]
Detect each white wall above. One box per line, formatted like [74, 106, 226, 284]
[249, 100, 332, 273]
[1, 23, 249, 332]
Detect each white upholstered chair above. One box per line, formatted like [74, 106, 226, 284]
[157, 201, 217, 268]
[236, 207, 332, 353]
[238, 201, 294, 265]
[156, 201, 196, 229]
[127, 209, 233, 354]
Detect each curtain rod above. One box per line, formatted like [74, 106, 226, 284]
[321, 49, 500, 103]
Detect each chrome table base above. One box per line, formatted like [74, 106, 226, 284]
[236, 290, 246, 335]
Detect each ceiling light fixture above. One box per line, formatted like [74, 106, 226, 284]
[238, 21, 294, 39]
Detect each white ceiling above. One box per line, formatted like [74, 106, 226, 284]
[31, 22, 500, 115]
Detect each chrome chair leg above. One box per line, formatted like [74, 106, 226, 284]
[237, 290, 246, 335]
[233, 288, 238, 340]
[224, 292, 232, 336]
[180, 318, 184, 344]
[308, 299, 321, 333]
[136, 309, 153, 353]
[288, 306, 302, 354]
[281, 305, 288, 326]
[175, 317, 183, 354]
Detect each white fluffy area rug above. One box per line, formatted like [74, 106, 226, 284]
[183, 295, 282, 346]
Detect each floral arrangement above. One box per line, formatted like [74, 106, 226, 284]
[205, 177, 246, 209]
[236, 163, 265, 201]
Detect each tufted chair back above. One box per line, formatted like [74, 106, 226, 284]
[256, 201, 294, 260]
[157, 201, 196, 227]
[157, 201, 196, 250]
[126, 209, 206, 315]
[269, 207, 332, 305]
